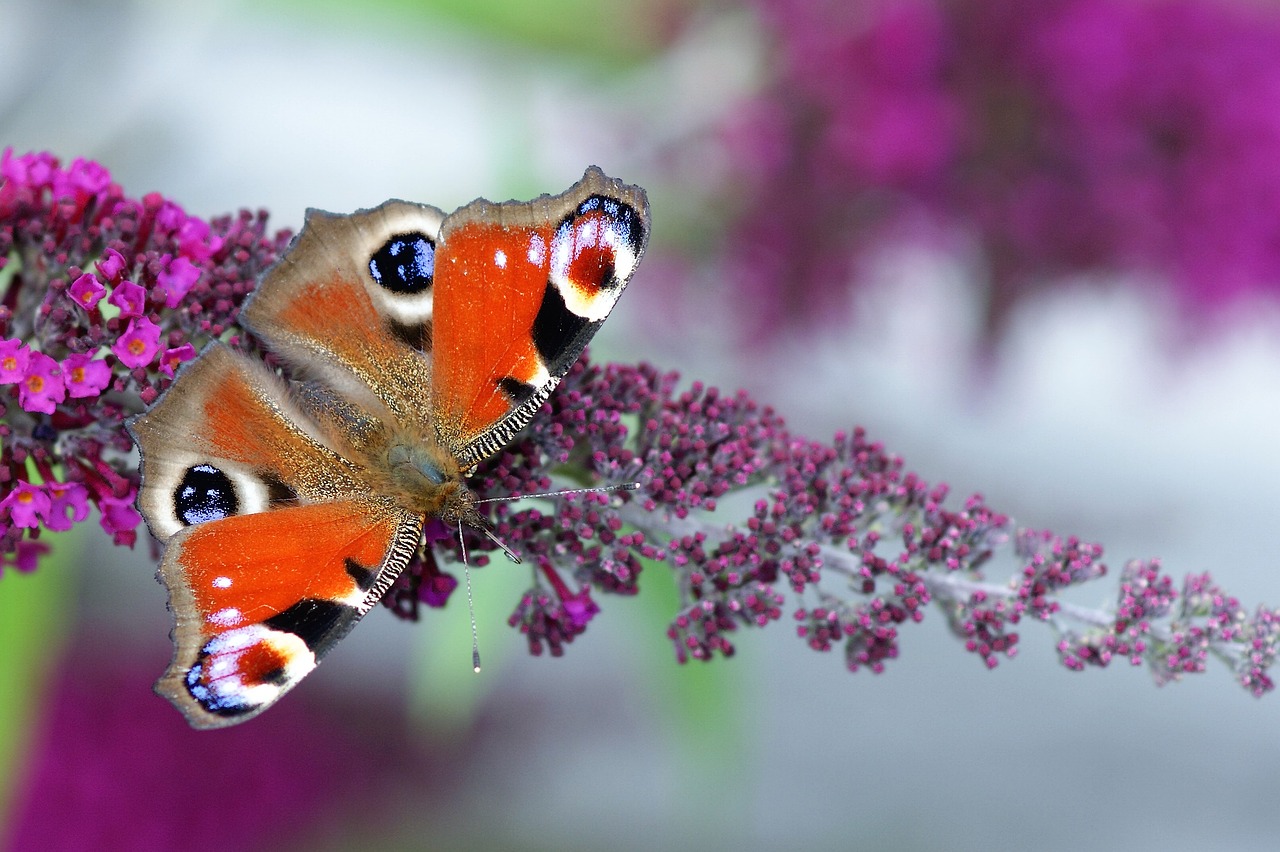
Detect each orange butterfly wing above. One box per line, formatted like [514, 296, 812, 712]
[157, 500, 418, 727]
[431, 167, 649, 464]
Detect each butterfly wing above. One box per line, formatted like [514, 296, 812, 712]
[239, 198, 445, 426]
[129, 345, 422, 728]
[431, 167, 649, 465]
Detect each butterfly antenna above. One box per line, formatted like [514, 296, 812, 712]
[457, 518, 482, 673]
[479, 524, 522, 564]
[460, 482, 640, 673]
[475, 481, 640, 504]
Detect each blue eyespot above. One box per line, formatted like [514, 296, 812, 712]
[369, 232, 434, 294]
[175, 464, 237, 526]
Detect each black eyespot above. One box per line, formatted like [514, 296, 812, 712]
[175, 464, 238, 526]
[368, 232, 435, 293]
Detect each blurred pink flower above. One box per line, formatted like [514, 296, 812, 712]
[43, 481, 90, 532]
[721, 0, 1280, 339]
[158, 255, 201, 308]
[6, 641, 421, 852]
[1, 482, 49, 529]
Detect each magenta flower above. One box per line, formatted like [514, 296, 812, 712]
[0, 149, 287, 572]
[158, 343, 197, 378]
[1, 482, 50, 528]
[8, 646, 419, 852]
[98, 493, 142, 547]
[67, 271, 105, 311]
[2, 540, 49, 577]
[156, 202, 224, 262]
[107, 279, 147, 318]
[420, 561, 459, 608]
[560, 586, 600, 630]
[96, 247, 127, 283]
[18, 351, 65, 414]
[55, 156, 112, 201]
[158, 255, 201, 308]
[44, 481, 90, 532]
[0, 339, 31, 382]
[111, 317, 162, 369]
[0, 148, 55, 189]
[61, 353, 113, 398]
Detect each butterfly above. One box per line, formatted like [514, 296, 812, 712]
[128, 168, 649, 728]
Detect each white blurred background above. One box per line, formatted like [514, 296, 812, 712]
[4, 0, 1280, 849]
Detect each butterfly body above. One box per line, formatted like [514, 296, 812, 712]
[129, 168, 649, 728]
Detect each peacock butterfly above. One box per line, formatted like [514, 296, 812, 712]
[128, 168, 649, 728]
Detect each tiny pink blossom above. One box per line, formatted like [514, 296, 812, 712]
[44, 481, 90, 532]
[112, 317, 161, 369]
[62, 353, 112, 398]
[158, 343, 197, 378]
[420, 568, 459, 608]
[560, 586, 600, 629]
[67, 272, 105, 311]
[154, 200, 187, 235]
[1, 149, 57, 189]
[97, 248, 127, 283]
[0, 339, 31, 383]
[158, 256, 200, 308]
[422, 518, 452, 544]
[99, 493, 142, 547]
[56, 157, 111, 200]
[176, 216, 224, 262]
[107, 280, 147, 318]
[18, 352, 66, 414]
[3, 540, 50, 577]
[2, 482, 50, 528]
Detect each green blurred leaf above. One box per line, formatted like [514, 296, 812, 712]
[253, 0, 671, 66]
[0, 535, 76, 827]
[407, 560, 520, 732]
[632, 557, 745, 764]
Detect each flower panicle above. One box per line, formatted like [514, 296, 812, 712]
[5, 150, 1276, 700]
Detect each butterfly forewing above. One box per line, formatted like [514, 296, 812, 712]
[240, 201, 443, 424]
[431, 167, 650, 465]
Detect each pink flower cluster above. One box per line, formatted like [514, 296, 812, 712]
[721, 0, 1280, 339]
[0, 338, 113, 415]
[0, 149, 291, 570]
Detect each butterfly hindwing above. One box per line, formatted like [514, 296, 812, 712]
[156, 499, 420, 728]
[128, 345, 421, 728]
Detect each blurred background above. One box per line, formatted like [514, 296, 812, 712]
[5, 0, 1280, 848]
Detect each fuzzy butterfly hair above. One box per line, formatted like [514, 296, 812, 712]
[129, 168, 649, 728]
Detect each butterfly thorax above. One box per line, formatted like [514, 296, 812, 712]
[379, 436, 482, 526]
